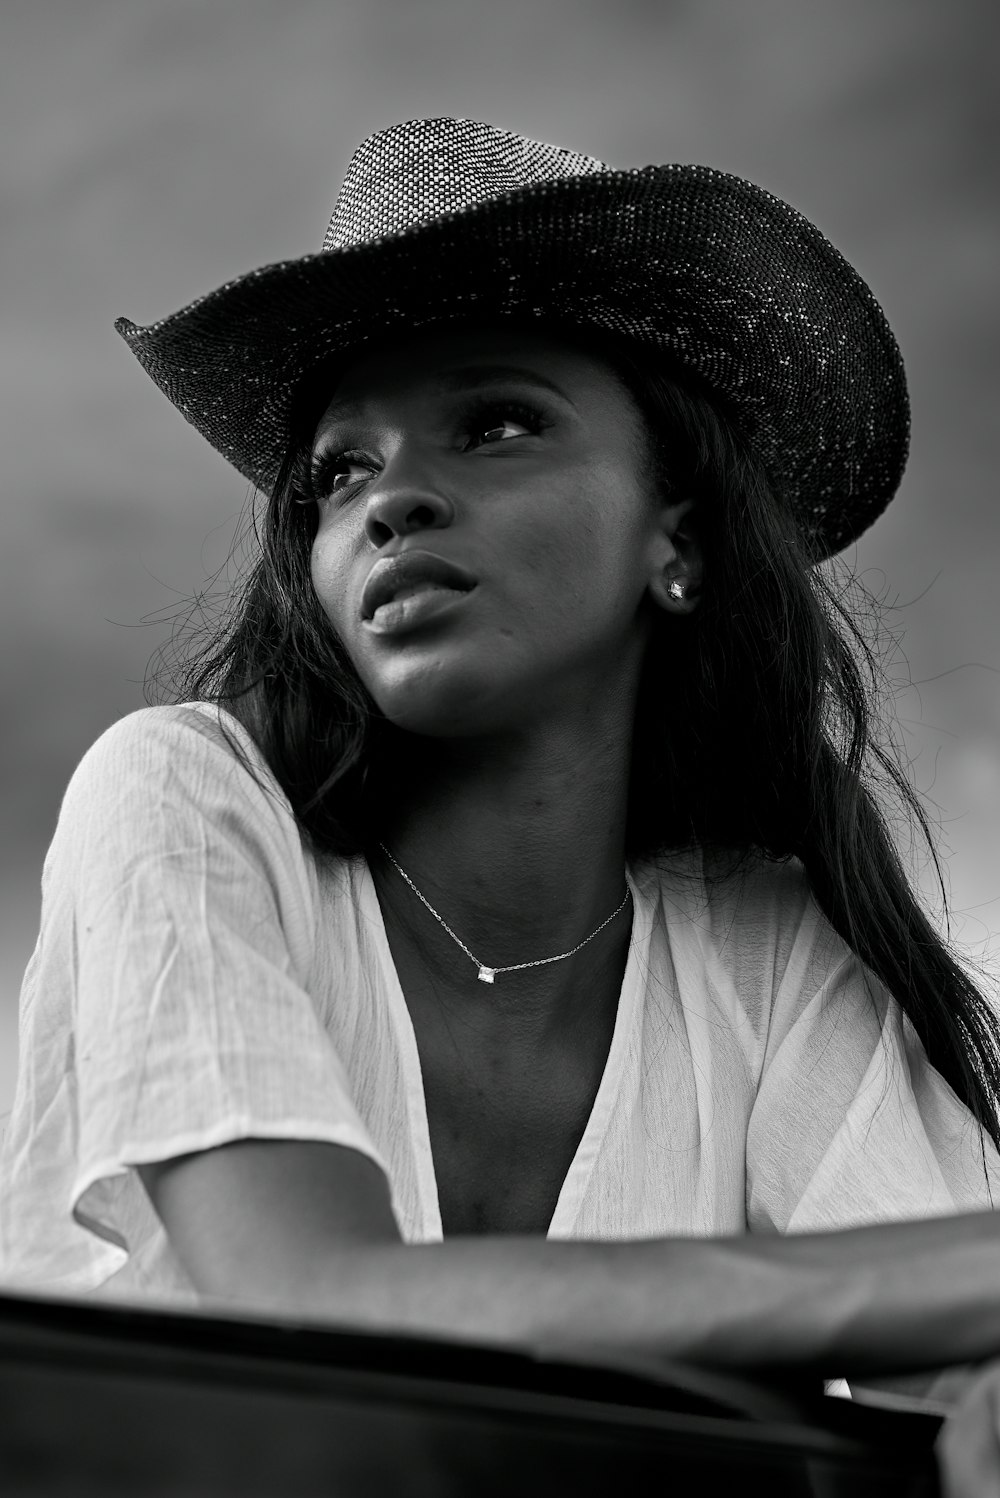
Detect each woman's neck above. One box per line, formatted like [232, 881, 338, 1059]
[370, 713, 633, 976]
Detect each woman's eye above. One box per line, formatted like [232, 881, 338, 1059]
[464, 411, 538, 450]
[309, 452, 373, 500]
[327, 458, 371, 490]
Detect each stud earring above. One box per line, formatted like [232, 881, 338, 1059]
[667, 580, 686, 601]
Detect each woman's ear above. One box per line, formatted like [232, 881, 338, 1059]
[647, 496, 703, 613]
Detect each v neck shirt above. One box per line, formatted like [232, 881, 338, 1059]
[2, 701, 999, 1309]
[356, 858, 647, 1244]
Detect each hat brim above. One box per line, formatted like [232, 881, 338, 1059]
[115, 164, 908, 561]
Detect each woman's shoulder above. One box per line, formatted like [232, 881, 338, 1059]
[66, 701, 287, 815]
[73, 699, 260, 771]
[48, 701, 308, 891]
[634, 842, 817, 932]
[633, 843, 838, 1019]
[37, 702, 328, 970]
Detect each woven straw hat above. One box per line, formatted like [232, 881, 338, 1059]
[115, 117, 909, 561]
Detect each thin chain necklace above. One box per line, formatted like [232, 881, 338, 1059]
[378, 842, 632, 983]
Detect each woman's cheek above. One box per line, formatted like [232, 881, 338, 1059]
[310, 542, 343, 622]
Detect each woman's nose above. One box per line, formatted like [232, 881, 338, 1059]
[363, 455, 455, 547]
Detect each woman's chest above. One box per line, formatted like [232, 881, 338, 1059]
[398, 967, 623, 1238]
[418, 1038, 606, 1236]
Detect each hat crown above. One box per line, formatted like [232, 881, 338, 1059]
[323, 117, 608, 251]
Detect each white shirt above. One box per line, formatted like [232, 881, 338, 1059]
[2, 701, 998, 1321]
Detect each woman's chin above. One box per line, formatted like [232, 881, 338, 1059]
[370, 671, 516, 740]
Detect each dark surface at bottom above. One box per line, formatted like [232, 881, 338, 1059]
[0, 1291, 941, 1498]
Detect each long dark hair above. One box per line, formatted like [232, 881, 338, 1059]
[148, 327, 1000, 1153]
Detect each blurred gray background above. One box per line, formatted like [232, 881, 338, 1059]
[2, 0, 999, 1118]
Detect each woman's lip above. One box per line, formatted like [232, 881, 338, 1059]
[361, 550, 479, 620]
[364, 584, 476, 637]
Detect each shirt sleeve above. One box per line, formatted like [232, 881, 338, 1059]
[746, 886, 1000, 1411]
[57, 704, 387, 1260]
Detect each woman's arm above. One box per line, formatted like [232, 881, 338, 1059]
[139, 1136, 1000, 1379]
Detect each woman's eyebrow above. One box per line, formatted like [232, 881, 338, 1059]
[319, 364, 572, 430]
[430, 364, 571, 401]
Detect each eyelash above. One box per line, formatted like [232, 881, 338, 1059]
[300, 398, 548, 505]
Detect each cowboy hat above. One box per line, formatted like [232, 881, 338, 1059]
[115, 117, 909, 561]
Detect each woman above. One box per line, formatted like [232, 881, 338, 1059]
[4, 117, 1000, 1474]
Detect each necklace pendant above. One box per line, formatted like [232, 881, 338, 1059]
[477, 966, 496, 984]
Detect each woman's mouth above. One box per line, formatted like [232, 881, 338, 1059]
[360, 550, 479, 636]
[366, 582, 476, 637]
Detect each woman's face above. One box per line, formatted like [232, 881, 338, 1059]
[308, 323, 694, 738]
